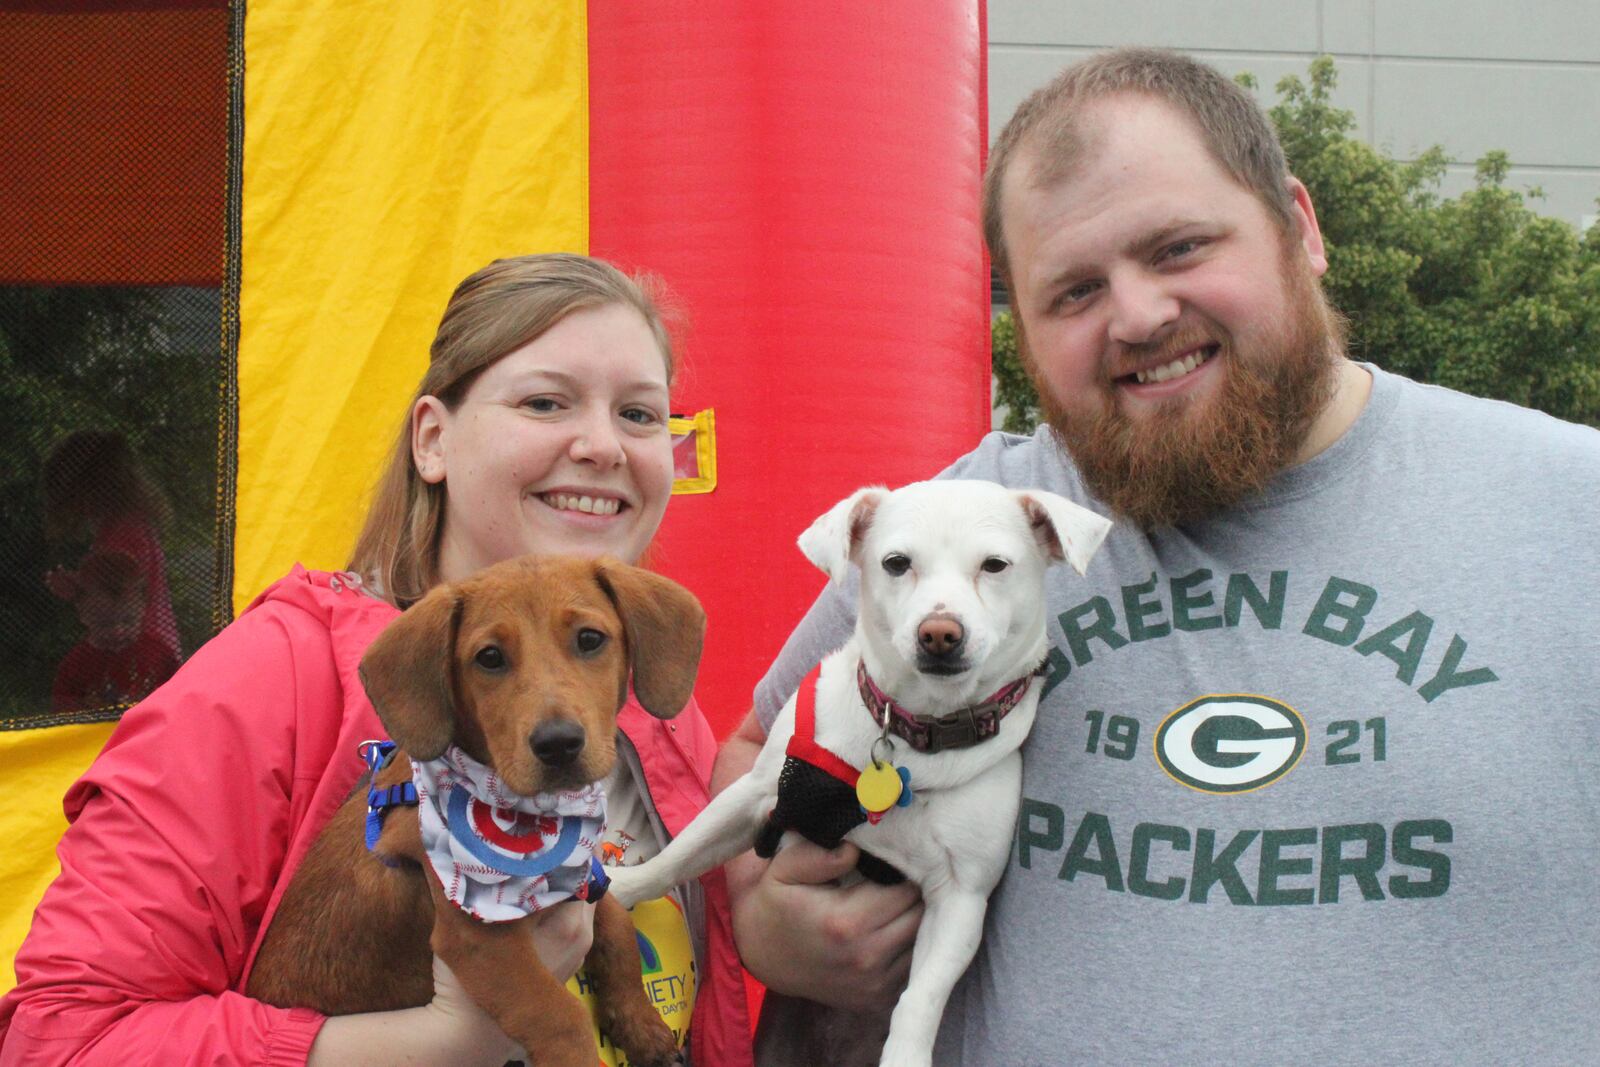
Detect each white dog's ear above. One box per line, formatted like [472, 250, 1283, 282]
[798, 486, 888, 584]
[1016, 491, 1112, 575]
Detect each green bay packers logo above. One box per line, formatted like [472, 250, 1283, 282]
[1154, 694, 1306, 794]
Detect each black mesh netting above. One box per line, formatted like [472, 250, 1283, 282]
[755, 756, 907, 885]
[1, 1, 237, 727]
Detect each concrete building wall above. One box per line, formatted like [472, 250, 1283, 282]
[988, 1, 1600, 231]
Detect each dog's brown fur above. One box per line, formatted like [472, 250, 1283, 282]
[247, 555, 704, 1066]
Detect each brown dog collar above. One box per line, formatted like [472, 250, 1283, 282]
[855, 659, 1045, 754]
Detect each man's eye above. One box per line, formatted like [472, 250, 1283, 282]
[1050, 282, 1098, 312]
[575, 628, 607, 654]
[1162, 239, 1201, 261]
[474, 645, 507, 671]
[882, 554, 911, 577]
[981, 557, 1010, 574]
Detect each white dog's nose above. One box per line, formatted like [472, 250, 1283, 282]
[917, 614, 965, 658]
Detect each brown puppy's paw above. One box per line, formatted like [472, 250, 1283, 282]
[603, 1008, 681, 1067]
[524, 1020, 598, 1067]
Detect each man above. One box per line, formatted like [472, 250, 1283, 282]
[719, 47, 1600, 1064]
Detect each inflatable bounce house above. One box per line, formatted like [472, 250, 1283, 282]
[0, 0, 990, 1049]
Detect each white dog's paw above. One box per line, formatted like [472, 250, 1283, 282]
[604, 862, 652, 909]
[878, 1034, 933, 1067]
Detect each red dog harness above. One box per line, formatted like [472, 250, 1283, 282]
[753, 668, 907, 884]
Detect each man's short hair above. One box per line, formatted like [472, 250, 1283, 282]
[983, 47, 1296, 283]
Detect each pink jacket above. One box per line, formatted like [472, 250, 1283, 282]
[0, 567, 751, 1067]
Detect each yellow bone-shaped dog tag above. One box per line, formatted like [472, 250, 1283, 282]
[856, 760, 904, 814]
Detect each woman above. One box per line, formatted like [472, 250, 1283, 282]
[0, 255, 751, 1066]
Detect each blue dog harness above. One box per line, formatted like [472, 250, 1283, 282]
[359, 740, 416, 851]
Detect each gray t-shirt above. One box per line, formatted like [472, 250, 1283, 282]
[753, 365, 1600, 1066]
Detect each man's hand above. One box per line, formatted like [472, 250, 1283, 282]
[716, 708, 922, 1012]
[729, 839, 921, 1012]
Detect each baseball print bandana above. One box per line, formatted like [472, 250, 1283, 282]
[412, 746, 608, 923]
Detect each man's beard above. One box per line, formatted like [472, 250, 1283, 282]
[1035, 253, 1344, 529]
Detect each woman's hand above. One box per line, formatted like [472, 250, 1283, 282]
[307, 902, 597, 1065]
[416, 957, 527, 1065]
[307, 957, 520, 1067]
[423, 901, 596, 1049]
[522, 898, 596, 980]
[727, 838, 922, 1012]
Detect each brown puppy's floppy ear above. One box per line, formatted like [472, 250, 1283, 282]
[358, 585, 463, 759]
[594, 560, 706, 719]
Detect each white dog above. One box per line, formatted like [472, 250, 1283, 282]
[608, 480, 1110, 1067]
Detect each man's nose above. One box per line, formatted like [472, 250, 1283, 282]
[1106, 273, 1180, 347]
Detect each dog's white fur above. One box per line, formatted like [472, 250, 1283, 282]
[608, 480, 1110, 1067]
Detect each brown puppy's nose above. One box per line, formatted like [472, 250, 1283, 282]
[918, 615, 965, 657]
[531, 720, 586, 767]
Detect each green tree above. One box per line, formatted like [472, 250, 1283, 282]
[992, 56, 1600, 433]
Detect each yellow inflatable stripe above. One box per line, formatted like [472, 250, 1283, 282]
[0, 722, 118, 995]
[234, 1, 590, 612]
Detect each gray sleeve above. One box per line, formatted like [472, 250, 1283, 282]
[751, 569, 859, 732]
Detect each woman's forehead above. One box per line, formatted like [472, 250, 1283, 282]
[476, 305, 670, 393]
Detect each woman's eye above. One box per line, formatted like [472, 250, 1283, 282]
[882, 554, 911, 577]
[474, 645, 506, 671]
[981, 557, 1010, 574]
[524, 397, 561, 414]
[575, 628, 607, 654]
[620, 406, 660, 426]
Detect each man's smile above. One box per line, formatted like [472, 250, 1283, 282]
[1113, 343, 1222, 401]
[1129, 344, 1218, 384]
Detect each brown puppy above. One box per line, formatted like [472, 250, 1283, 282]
[247, 555, 703, 1067]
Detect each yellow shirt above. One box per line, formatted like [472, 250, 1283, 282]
[566, 743, 698, 1064]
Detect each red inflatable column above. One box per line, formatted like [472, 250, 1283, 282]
[588, 2, 990, 738]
